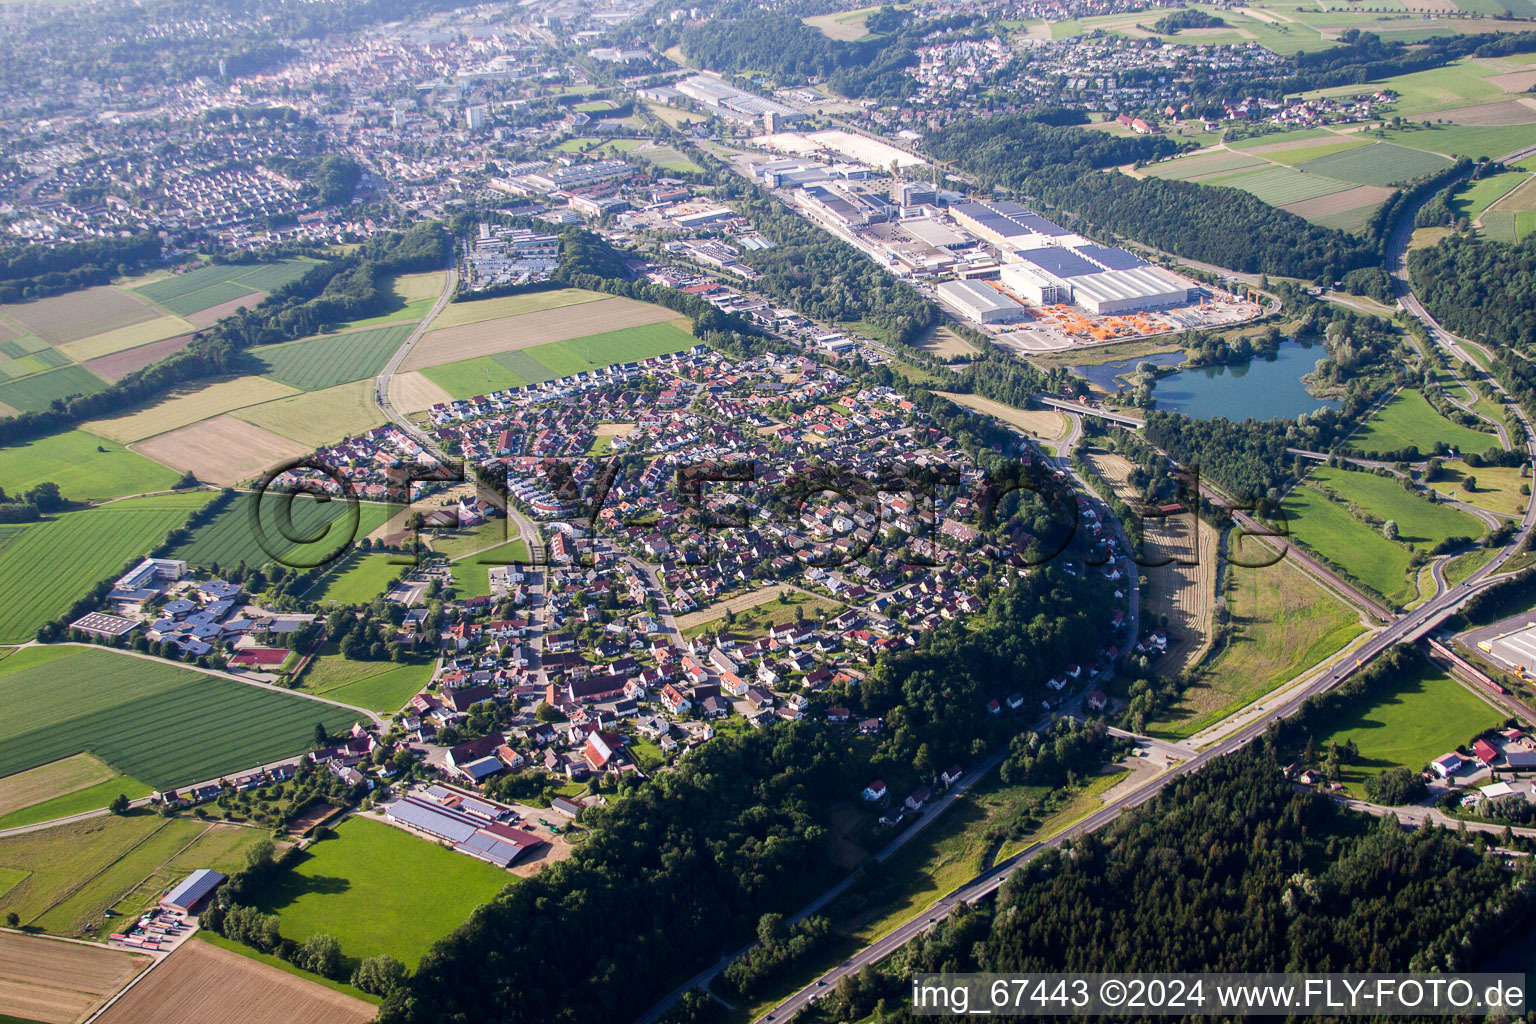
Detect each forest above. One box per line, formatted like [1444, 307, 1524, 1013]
[0, 232, 162, 302]
[1411, 231, 1536, 349]
[806, 734, 1536, 1023]
[376, 570, 1116, 1024]
[925, 116, 1376, 281]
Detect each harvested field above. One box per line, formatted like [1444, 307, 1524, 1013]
[56, 315, 193, 362]
[913, 326, 978, 359]
[94, 938, 374, 1024]
[402, 296, 681, 371]
[187, 292, 268, 328]
[0, 754, 114, 819]
[933, 391, 1068, 440]
[1280, 184, 1395, 220]
[1434, 99, 1536, 125]
[232, 379, 385, 447]
[132, 415, 311, 485]
[389, 369, 453, 413]
[674, 583, 798, 630]
[284, 803, 337, 836]
[430, 288, 607, 331]
[394, 271, 447, 302]
[0, 931, 148, 1024]
[1486, 69, 1536, 93]
[2, 288, 157, 344]
[83, 376, 300, 443]
[1087, 451, 1216, 677]
[82, 333, 195, 382]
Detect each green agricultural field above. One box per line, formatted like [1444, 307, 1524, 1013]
[135, 259, 316, 317]
[301, 653, 432, 715]
[309, 551, 408, 605]
[171, 492, 395, 571]
[1315, 60, 1505, 119]
[1381, 124, 1536, 162]
[526, 320, 696, 376]
[1263, 138, 1374, 166]
[1226, 127, 1336, 150]
[1314, 664, 1503, 796]
[1149, 549, 1363, 739]
[453, 539, 530, 598]
[253, 816, 512, 966]
[0, 363, 109, 413]
[1347, 389, 1502, 455]
[0, 429, 182, 500]
[1143, 150, 1267, 180]
[1309, 465, 1483, 546]
[1282, 482, 1417, 605]
[1219, 165, 1357, 205]
[1293, 142, 1452, 186]
[1455, 171, 1531, 223]
[0, 491, 212, 644]
[250, 323, 415, 392]
[0, 646, 357, 789]
[421, 355, 529, 399]
[0, 776, 152, 831]
[430, 288, 608, 332]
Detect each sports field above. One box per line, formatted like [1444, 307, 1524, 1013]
[0, 491, 212, 644]
[453, 538, 531, 598]
[0, 930, 148, 1024]
[0, 364, 109, 414]
[132, 416, 311, 487]
[0, 813, 270, 937]
[0, 647, 358, 789]
[83, 375, 300, 444]
[0, 754, 149, 831]
[309, 550, 407, 605]
[1347, 389, 1502, 455]
[171, 492, 395, 570]
[253, 815, 511, 966]
[133, 259, 316, 317]
[250, 323, 415, 392]
[231, 379, 386, 448]
[1314, 664, 1503, 796]
[0, 429, 181, 500]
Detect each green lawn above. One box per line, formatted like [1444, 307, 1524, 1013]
[253, 815, 512, 966]
[1314, 664, 1503, 796]
[1149, 550, 1363, 739]
[426, 519, 517, 560]
[310, 551, 408, 605]
[171, 492, 395, 571]
[0, 491, 212, 643]
[0, 646, 357, 789]
[1347, 389, 1502, 456]
[0, 430, 183, 501]
[452, 539, 530, 598]
[250, 323, 416, 392]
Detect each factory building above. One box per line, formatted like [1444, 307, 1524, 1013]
[949, 199, 1072, 249]
[999, 262, 1068, 305]
[676, 74, 806, 125]
[936, 279, 1028, 324]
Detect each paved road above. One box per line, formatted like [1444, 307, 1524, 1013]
[1034, 395, 1144, 429]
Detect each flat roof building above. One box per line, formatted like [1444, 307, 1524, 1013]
[936, 279, 1027, 324]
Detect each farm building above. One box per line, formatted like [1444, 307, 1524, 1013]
[936, 279, 1027, 325]
[161, 868, 227, 912]
[385, 795, 545, 868]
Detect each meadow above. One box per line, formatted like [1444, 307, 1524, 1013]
[1347, 388, 1502, 455]
[1308, 465, 1484, 546]
[299, 648, 432, 715]
[0, 491, 212, 644]
[308, 550, 408, 605]
[0, 812, 267, 937]
[0, 428, 181, 500]
[253, 816, 511, 966]
[1380, 122, 1536, 161]
[332, 270, 444, 330]
[0, 647, 358, 789]
[1282, 481, 1418, 606]
[1292, 142, 1452, 185]
[171, 492, 395, 570]
[1429, 461, 1530, 516]
[1150, 548, 1362, 739]
[0, 753, 150, 831]
[250, 323, 415, 392]
[134, 259, 316, 317]
[1313, 664, 1503, 796]
[1453, 170, 1531, 223]
[230, 379, 386, 448]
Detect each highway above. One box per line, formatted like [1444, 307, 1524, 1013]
[749, 170, 1536, 1023]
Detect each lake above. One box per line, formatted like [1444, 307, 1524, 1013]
[1152, 342, 1338, 421]
[1069, 350, 1184, 392]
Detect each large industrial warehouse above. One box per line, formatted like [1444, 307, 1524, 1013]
[936, 279, 1028, 323]
[946, 198, 1194, 316]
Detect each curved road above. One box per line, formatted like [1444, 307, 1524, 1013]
[749, 160, 1536, 1024]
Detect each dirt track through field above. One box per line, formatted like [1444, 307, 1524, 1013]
[1087, 451, 1217, 677]
[94, 938, 375, 1024]
[0, 931, 149, 1024]
[401, 297, 680, 371]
